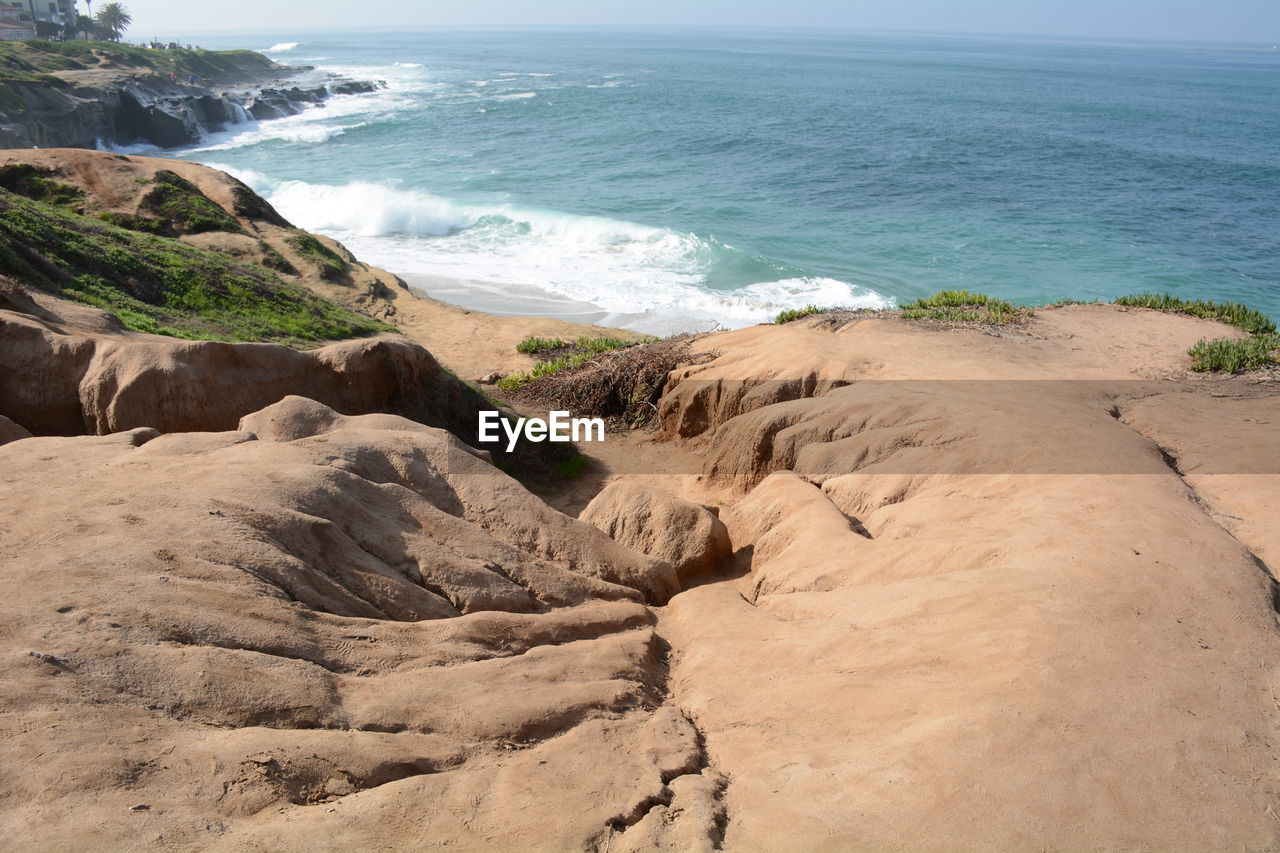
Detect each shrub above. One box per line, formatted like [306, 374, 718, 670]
[900, 290, 1020, 325]
[577, 336, 635, 353]
[1188, 334, 1280, 373]
[1114, 292, 1275, 335]
[516, 336, 567, 354]
[501, 337, 646, 392]
[775, 305, 826, 324]
[503, 337, 692, 428]
[499, 352, 596, 392]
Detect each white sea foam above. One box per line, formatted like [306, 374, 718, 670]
[96, 138, 162, 155]
[268, 180, 473, 236]
[204, 163, 271, 188]
[189, 117, 367, 153]
[266, 42, 300, 52]
[220, 174, 888, 332]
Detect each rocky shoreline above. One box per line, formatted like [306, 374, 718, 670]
[0, 51, 379, 150]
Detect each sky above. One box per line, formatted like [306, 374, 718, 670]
[94, 0, 1280, 45]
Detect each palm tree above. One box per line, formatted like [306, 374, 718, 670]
[94, 2, 131, 42]
[81, 0, 92, 17]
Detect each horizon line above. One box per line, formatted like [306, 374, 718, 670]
[136, 24, 1280, 50]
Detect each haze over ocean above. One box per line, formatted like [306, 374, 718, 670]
[162, 29, 1280, 333]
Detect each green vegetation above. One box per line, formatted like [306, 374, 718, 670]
[0, 39, 277, 82]
[499, 352, 600, 392]
[900, 290, 1019, 324]
[96, 211, 168, 235]
[1111, 293, 1277, 374]
[258, 242, 298, 275]
[94, 2, 133, 42]
[138, 170, 244, 235]
[500, 337, 647, 392]
[287, 232, 346, 281]
[578, 335, 635, 353]
[1113, 292, 1276, 335]
[230, 184, 290, 227]
[1188, 334, 1280, 373]
[502, 337, 688, 430]
[0, 188, 390, 346]
[0, 164, 83, 209]
[516, 335, 567, 354]
[775, 304, 827, 324]
[515, 335, 637, 356]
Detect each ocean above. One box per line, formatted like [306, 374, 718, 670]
[155, 28, 1279, 333]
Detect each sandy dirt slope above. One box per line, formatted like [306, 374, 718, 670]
[641, 307, 1280, 851]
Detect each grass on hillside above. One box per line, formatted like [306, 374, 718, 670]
[0, 164, 84, 208]
[516, 336, 567, 354]
[0, 187, 390, 346]
[1188, 333, 1280, 373]
[501, 336, 647, 392]
[96, 211, 168, 235]
[1113, 292, 1276, 335]
[775, 305, 827, 324]
[1113, 292, 1277, 373]
[138, 170, 245, 235]
[0, 39, 276, 82]
[901, 290, 1019, 324]
[287, 232, 347, 281]
[515, 335, 635, 355]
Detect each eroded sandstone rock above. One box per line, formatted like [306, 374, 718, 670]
[0, 399, 703, 849]
[580, 481, 731, 583]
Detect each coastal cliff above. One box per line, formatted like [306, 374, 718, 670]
[0, 150, 1277, 851]
[0, 40, 378, 149]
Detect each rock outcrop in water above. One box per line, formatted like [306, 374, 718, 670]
[0, 45, 379, 150]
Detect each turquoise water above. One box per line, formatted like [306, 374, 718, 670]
[167, 29, 1280, 332]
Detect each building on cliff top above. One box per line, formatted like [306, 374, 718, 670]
[0, 3, 34, 40]
[6, 1, 77, 32]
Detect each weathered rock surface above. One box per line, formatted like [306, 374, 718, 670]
[0, 412, 29, 445]
[0, 399, 701, 850]
[580, 481, 731, 583]
[0, 58, 379, 150]
[652, 306, 1280, 851]
[0, 290, 472, 440]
